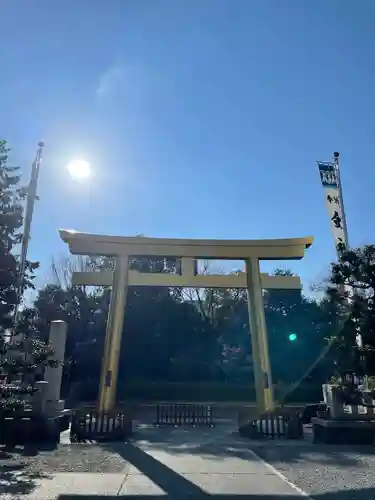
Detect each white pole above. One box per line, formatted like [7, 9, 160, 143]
[333, 154, 366, 385]
[332, 152, 349, 253]
[13, 142, 44, 329]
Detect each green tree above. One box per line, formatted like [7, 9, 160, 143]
[119, 256, 218, 382]
[25, 255, 211, 397]
[326, 245, 375, 379]
[265, 270, 329, 385]
[24, 255, 336, 404]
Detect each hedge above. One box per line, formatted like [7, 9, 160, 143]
[119, 381, 256, 402]
[69, 379, 324, 404]
[68, 380, 322, 403]
[119, 380, 323, 403]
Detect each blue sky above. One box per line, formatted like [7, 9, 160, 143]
[1, 0, 375, 292]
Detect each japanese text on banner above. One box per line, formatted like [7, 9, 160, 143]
[317, 162, 347, 255]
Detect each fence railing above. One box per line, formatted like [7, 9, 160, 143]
[239, 410, 304, 440]
[70, 410, 132, 442]
[255, 414, 288, 439]
[156, 403, 214, 427]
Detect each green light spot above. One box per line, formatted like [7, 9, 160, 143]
[288, 333, 297, 342]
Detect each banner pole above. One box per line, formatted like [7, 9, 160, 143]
[320, 153, 364, 384]
[13, 142, 44, 331]
[332, 152, 349, 252]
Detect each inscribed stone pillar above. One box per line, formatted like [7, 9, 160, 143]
[32, 380, 48, 415]
[45, 320, 67, 407]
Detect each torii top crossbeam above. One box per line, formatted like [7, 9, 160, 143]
[59, 230, 313, 290]
[59, 230, 313, 260]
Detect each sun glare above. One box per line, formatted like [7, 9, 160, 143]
[66, 159, 92, 180]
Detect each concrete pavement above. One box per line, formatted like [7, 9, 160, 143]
[120, 440, 305, 496]
[18, 455, 305, 498]
[14, 426, 309, 499]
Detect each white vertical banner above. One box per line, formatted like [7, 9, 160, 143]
[319, 158, 364, 371]
[317, 161, 348, 257]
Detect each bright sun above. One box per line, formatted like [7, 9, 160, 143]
[66, 159, 92, 180]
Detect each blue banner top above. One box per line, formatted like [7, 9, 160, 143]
[317, 161, 338, 188]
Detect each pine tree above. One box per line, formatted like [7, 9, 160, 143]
[325, 245, 375, 404]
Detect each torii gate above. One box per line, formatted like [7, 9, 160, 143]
[59, 230, 313, 414]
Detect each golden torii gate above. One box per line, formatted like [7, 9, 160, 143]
[59, 230, 313, 414]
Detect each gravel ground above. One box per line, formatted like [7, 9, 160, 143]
[0, 443, 129, 498]
[0, 443, 129, 474]
[252, 441, 375, 500]
[2, 426, 375, 500]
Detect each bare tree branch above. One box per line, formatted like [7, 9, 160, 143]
[49, 255, 97, 291]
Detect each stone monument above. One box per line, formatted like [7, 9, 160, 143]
[32, 320, 71, 439]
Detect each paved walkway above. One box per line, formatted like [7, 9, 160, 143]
[14, 426, 307, 499]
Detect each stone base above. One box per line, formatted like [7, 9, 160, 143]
[59, 409, 72, 432]
[312, 417, 375, 445]
[46, 399, 65, 416]
[300, 403, 327, 424]
[286, 413, 304, 439]
[0, 413, 62, 446]
[238, 421, 261, 439]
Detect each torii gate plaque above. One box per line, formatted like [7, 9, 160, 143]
[59, 230, 313, 414]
